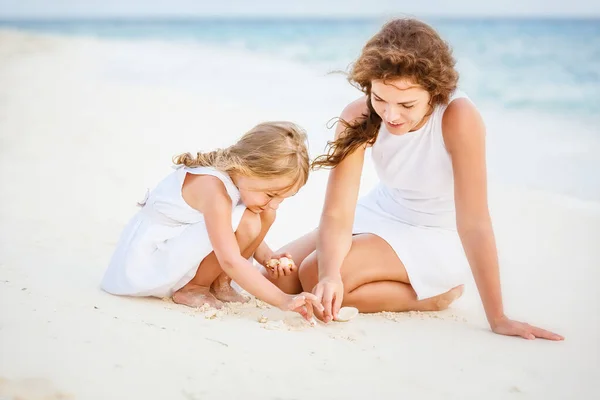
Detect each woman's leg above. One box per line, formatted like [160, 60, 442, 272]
[298, 233, 463, 313]
[262, 229, 318, 294]
[172, 209, 273, 308]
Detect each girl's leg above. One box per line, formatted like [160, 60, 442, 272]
[262, 229, 318, 294]
[172, 209, 273, 308]
[211, 209, 276, 302]
[298, 233, 463, 314]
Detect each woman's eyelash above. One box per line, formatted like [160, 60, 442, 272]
[373, 97, 414, 109]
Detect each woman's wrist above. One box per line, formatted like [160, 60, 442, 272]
[318, 268, 342, 282]
[488, 313, 508, 329]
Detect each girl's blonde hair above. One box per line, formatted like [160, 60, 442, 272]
[173, 121, 310, 193]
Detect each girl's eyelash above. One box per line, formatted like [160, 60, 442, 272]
[403, 104, 414, 109]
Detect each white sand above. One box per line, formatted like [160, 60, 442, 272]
[0, 30, 599, 400]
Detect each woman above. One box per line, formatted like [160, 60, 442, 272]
[266, 18, 563, 340]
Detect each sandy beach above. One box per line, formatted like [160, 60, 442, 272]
[0, 30, 599, 399]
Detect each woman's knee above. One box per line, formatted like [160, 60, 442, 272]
[341, 234, 408, 291]
[296, 242, 368, 294]
[298, 251, 318, 291]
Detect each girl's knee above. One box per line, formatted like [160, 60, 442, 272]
[260, 208, 277, 230]
[237, 209, 262, 241]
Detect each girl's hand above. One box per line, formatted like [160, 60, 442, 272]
[264, 253, 297, 279]
[491, 315, 564, 341]
[278, 292, 324, 323]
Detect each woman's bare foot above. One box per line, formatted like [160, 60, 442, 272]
[421, 284, 464, 311]
[173, 284, 223, 309]
[211, 273, 249, 303]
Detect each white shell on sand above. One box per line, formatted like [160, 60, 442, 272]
[335, 307, 359, 322]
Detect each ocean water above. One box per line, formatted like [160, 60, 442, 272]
[1, 18, 599, 201]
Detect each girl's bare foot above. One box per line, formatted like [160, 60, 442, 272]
[173, 284, 223, 309]
[212, 285, 249, 303]
[211, 273, 249, 303]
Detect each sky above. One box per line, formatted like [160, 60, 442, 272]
[1, 0, 599, 19]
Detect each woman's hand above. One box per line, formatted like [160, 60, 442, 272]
[313, 275, 344, 323]
[491, 315, 564, 341]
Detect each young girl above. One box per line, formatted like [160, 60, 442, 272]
[101, 121, 323, 321]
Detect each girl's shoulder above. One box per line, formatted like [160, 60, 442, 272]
[180, 172, 234, 214]
[182, 166, 240, 202]
[184, 165, 229, 181]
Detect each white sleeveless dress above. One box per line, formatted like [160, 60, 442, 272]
[352, 91, 472, 300]
[101, 166, 246, 298]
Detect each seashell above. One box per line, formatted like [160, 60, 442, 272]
[278, 257, 293, 268]
[335, 306, 359, 322]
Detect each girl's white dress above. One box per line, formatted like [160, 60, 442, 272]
[101, 166, 246, 298]
[352, 91, 472, 300]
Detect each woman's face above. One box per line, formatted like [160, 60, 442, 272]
[370, 78, 432, 135]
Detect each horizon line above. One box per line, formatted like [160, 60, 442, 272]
[1, 13, 600, 21]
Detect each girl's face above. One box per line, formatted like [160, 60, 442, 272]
[370, 78, 432, 135]
[232, 174, 299, 214]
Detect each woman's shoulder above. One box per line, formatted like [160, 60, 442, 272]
[442, 95, 482, 128]
[442, 90, 477, 116]
[340, 96, 369, 124]
[441, 95, 485, 153]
